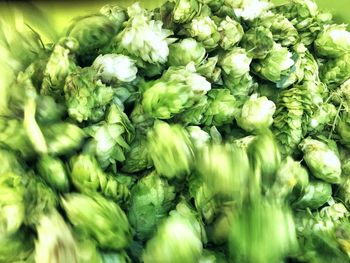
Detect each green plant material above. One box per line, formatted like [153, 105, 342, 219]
[66, 14, 117, 65]
[41, 38, 77, 99]
[196, 56, 222, 84]
[292, 180, 332, 209]
[100, 4, 127, 30]
[92, 54, 137, 84]
[142, 65, 211, 119]
[257, 11, 299, 47]
[148, 120, 194, 179]
[320, 53, 350, 89]
[300, 138, 341, 184]
[64, 67, 114, 123]
[35, 211, 78, 263]
[252, 43, 295, 88]
[101, 251, 131, 263]
[218, 16, 244, 50]
[69, 154, 130, 202]
[218, 47, 255, 99]
[83, 104, 134, 170]
[62, 193, 132, 250]
[240, 26, 274, 59]
[142, 201, 203, 263]
[35, 95, 66, 124]
[202, 89, 238, 126]
[229, 0, 271, 21]
[0, 172, 25, 236]
[23, 174, 58, 227]
[172, 0, 201, 24]
[128, 171, 176, 240]
[229, 201, 297, 263]
[3, 0, 350, 262]
[121, 133, 152, 173]
[197, 143, 250, 200]
[273, 82, 316, 156]
[111, 3, 173, 66]
[182, 16, 221, 50]
[37, 155, 70, 192]
[236, 94, 276, 132]
[0, 229, 34, 263]
[315, 24, 350, 58]
[42, 122, 85, 155]
[269, 156, 309, 201]
[168, 38, 206, 67]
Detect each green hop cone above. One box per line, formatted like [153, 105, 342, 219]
[142, 65, 211, 119]
[315, 24, 350, 58]
[112, 3, 173, 65]
[172, 0, 201, 24]
[270, 156, 309, 200]
[273, 0, 318, 32]
[218, 16, 244, 50]
[35, 95, 66, 124]
[307, 103, 337, 133]
[100, 4, 127, 30]
[272, 82, 315, 156]
[337, 113, 350, 147]
[202, 89, 238, 126]
[41, 39, 77, 100]
[0, 229, 34, 263]
[121, 133, 153, 173]
[35, 211, 78, 263]
[0, 172, 25, 236]
[196, 56, 222, 84]
[300, 138, 341, 184]
[64, 67, 114, 123]
[320, 53, 350, 89]
[226, 0, 271, 21]
[236, 94, 276, 132]
[174, 95, 208, 125]
[252, 43, 295, 88]
[292, 180, 332, 209]
[62, 193, 132, 250]
[240, 26, 274, 59]
[218, 48, 255, 98]
[168, 38, 206, 67]
[0, 147, 25, 175]
[36, 155, 70, 192]
[183, 16, 221, 50]
[92, 54, 138, 84]
[148, 120, 194, 179]
[258, 11, 299, 47]
[128, 171, 176, 240]
[83, 104, 134, 170]
[69, 154, 130, 202]
[187, 126, 210, 150]
[188, 173, 217, 223]
[142, 209, 203, 263]
[218, 47, 251, 79]
[24, 174, 58, 227]
[66, 14, 116, 65]
[42, 122, 85, 155]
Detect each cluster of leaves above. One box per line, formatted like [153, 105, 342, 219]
[2, 0, 350, 262]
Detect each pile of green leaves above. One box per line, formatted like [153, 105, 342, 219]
[2, 0, 350, 262]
